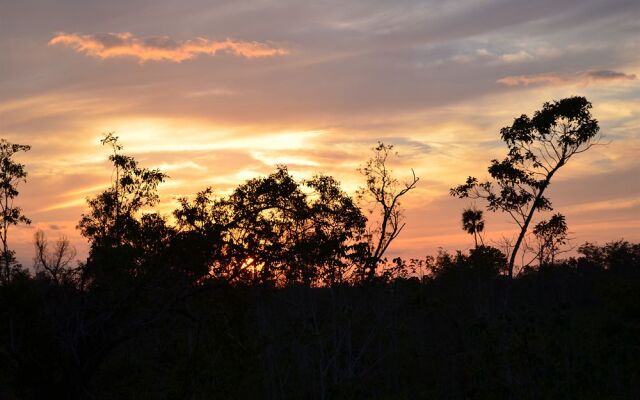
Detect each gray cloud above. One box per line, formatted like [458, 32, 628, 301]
[586, 70, 637, 81]
[497, 69, 636, 86]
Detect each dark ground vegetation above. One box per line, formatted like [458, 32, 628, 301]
[2, 241, 639, 399]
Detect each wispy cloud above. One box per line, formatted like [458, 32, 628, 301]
[496, 73, 564, 86]
[584, 70, 637, 81]
[497, 70, 636, 87]
[49, 32, 289, 62]
[498, 50, 535, 64]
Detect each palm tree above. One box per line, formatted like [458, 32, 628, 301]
[461, 207, 484, 248]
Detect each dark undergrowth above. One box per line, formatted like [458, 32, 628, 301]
[2, 248, 639, 399]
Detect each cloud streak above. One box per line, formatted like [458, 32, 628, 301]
[49, 32, 289, 62]
[497, 70, 636, 87]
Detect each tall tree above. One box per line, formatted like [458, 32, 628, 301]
[451, 97, 600, 277]
[461, 206, 484, 248]
[79, 133, 166, 247]
[0, 139, 31, 282]
[358, 142, 419, 281]
[78, 133, 167, 282]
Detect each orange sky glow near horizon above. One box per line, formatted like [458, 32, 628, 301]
[1, 0, 639, 267]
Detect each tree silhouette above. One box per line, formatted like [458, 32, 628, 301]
[461, 206, 484, 248]
[223, 166, 311, 285]
[0, 139, 31, 282]
[33, 230, 78, 285]
[358, 143, 418, 281]
[300, 174, 367, 285]
[578, 240, 640, 274]
[173, 187, 227, 282]
[451, 97, 600, 277]
[78, 133, 167, 245]
[78, 133, 167, 283]
[175, 167, 366, 286]
[532, 213, 568, 266]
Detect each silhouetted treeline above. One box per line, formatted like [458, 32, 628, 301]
[1, 97, 639, 398]
[1, 241, 639, 399]
[61, 135, 416, 290]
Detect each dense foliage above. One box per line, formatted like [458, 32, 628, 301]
[1, 242, 639, 399]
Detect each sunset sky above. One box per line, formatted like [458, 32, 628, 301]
[1, 0, 639, 266]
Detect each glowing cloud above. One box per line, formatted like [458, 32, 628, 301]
[497, 70, 636, 87]
[49, 32, 289, 62]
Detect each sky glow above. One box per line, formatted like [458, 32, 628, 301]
[1, 0, 639, 265]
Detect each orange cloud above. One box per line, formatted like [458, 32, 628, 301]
[497, 70, 636, 87]
[49, 32, 289, 62]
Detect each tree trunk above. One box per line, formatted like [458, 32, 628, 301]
[507, 163, 562, 277]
